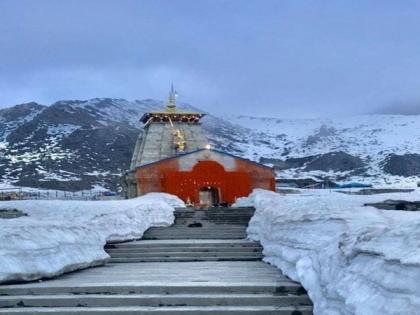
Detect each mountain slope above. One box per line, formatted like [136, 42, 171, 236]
[0, 99, 154, 190]
[228, 114, 420, 186]
[0, 98, 247, 191]
[0, 98, 419, 191]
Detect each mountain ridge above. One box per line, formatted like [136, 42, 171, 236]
[0, 98, 419, 191]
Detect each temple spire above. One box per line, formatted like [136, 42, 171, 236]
[166, 84, 177, 112]
[139, 85, 205, 123]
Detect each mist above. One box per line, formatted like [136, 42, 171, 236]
[375, 103, 420, 115]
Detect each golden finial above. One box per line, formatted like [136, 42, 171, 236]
[166, 84, 177, 112]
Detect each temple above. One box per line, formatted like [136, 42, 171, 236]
[130, 85, 208, 167]
[123, 86, 275, 206]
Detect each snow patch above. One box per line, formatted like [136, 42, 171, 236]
[246, 188, 420, 315]
[0, 193, 184, 283]
[46, 124, 79, 136]
[228, 114, 420, 187]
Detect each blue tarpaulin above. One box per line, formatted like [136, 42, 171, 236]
[337, 182, 372, 188]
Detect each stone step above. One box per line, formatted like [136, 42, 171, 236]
[106, 240, 260, 249]
[159, 227, 246, 234]
[175, 213, 255, 217]
[142, 235, 248, 238]
[200, 220, 252, 223]
[0, 283, 304, 296]
[203, 215, 253, 218]
[142, 230, 247, 233]
[193, 222, 249, 226]
[106, 246, 261, 252]
[107, 251, 262, 258]
[202, 214, 254, 217]
[175, 217, 254, 221]
[174, 218, 253, 222]
[0, 293, 311, 308]
[173, 210, 255, 224]
[106, 247, 262, 253]
[202, 215, 254, 218]
[174, 207, 255, 213]
[201, 216, 253, 219]
[175, 216, 253, 220]
[0, 305, 313, 314]
[143, 233, 248, 236]
[174, 221, 251, 226]
[108, 256, 263, 263]
[142, 235, 248, 239]
[143, 231, 247, 234]
[203, 211, 254, 214]
[142, 236, 247, 240]
[149, 226, 248, 230]
[145, 226, 247, 230]
[174, 222, 250, 226]
[143, 229, 247, 234]
[184, 221, 250, 223]
[142, 233, 248, 237]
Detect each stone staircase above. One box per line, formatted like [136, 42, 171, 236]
[106, 239, 263, 263]
[140, 225, 248, 240]
[106, 207, 260, 263]
[139, 207, 253, 240]
[0, 206, 313, 314]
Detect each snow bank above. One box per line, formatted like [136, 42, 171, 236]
[246, 188, 420, 315]
[0, 193, 184, 284]
[232, 196, 253, 207]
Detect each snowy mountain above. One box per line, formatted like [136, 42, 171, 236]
[228, 114, 420, 187]
[0, 98, 419, 191]
[0, 98, 247, 191]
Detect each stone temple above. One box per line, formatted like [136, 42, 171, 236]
[123, 86, 275, 206]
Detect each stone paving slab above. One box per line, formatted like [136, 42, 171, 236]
[115, 239, 255, 245]
[0, 305, 314, 314]
[0, 262, 291, 290]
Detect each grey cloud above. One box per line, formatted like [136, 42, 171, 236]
[1, 0, 420, 118]
[375, 102, 420, 115]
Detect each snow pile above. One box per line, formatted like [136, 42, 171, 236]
[246, 188, 420, 315]
[231, 196, 253, 207]
[0, 193, 184, 284]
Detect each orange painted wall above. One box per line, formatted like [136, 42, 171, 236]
[162, 160, 252, 204]
[135, 155, 275, 204]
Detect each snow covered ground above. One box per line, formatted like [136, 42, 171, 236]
[0, 193, 184, 284]
[243, 188, 420, 315]
[0, 183, 115, 200]
[228, 114, 420, 187]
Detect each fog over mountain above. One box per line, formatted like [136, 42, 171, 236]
[375, 103, 420, 115]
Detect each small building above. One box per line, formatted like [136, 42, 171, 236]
[123, 86, 275, 206]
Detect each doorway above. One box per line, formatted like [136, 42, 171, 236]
[199, 187, 219, 207]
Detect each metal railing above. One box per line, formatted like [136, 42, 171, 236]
[0, 188, 120, 201]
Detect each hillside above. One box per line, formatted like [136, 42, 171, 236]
[0, 98, 247, 191]
[0, 98, 419, 191]
[229, 114, 420, 187]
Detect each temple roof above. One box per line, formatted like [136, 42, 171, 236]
[140, 109, 205, 123]
[140, 85, 205, 123]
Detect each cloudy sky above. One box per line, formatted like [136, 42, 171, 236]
[0, 0, 420, 118]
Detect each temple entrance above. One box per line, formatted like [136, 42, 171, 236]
[199, 187, 219, 207]
[162, 160, 253, 205]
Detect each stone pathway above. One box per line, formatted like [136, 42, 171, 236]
[0, 207, 313, 314]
